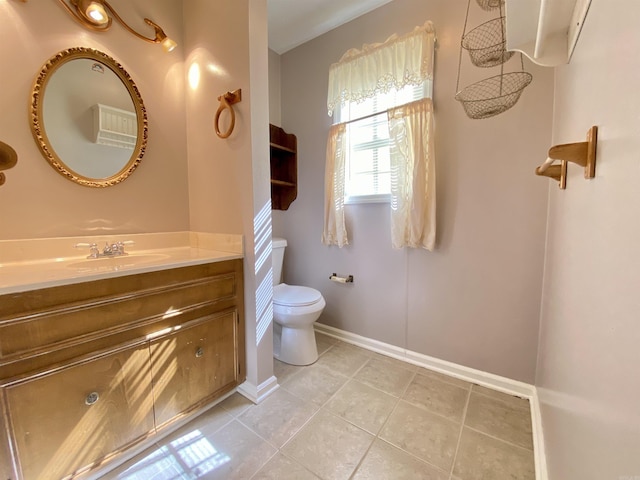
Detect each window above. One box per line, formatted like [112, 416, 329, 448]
[322, 21, 436, 249]
[335, 81, 431, 203]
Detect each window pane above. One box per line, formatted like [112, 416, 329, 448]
[346, 146, 391, 197]
[377, 172, 391, 195]
[336, 81, 428, 200]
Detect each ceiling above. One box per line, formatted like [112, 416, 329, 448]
[267, 0, 393, 54]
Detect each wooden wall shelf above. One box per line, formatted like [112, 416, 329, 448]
[270, 124, 297, 211]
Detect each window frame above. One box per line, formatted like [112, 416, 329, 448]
[334, 81, 432, 205]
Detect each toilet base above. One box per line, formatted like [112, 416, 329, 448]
[274, 324, 318, 366]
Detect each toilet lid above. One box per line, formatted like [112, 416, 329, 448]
[273, 284, 322, 307]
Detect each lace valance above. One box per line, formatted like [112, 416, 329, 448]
[327, 21, 436, 115]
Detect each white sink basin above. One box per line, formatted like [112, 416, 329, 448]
[67, 254, 170, 272]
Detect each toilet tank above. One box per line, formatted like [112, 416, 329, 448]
[272, 237, 287, 285]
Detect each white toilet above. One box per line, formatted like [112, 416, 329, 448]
[272, 237, 326, 365]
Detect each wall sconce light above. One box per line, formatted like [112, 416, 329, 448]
[0, 140, 18, 187]
[22, 0, 177, 52]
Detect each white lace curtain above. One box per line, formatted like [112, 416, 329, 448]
[322, 123, 348, 247]
[323, 22, 437, 250]
[388, 98, 435, 250]
[327, 21, 435, 116]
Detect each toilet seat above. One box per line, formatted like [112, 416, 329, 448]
[273, 283, 322, 307]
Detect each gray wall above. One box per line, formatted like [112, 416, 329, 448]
[273, 0, 554, 383]
[268, 49, 281, 126]
[537, 0, 640, 476]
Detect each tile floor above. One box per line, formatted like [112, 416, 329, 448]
[108, 333, 535, 480]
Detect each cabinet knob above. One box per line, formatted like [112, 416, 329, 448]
[85, 392, 100, 406]
[195, 347, 204, 358]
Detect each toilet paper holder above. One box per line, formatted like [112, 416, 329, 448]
[330, 273, 353, 284]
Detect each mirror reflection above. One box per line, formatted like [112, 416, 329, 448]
[31, 47, 147, 187]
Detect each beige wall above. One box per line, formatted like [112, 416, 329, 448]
[0, 0, 189, 240]
[1, 0, 273, 394]
[274, 0, 554, 383]
[183, 0, 274, 392]
[537, 0, 640, 477]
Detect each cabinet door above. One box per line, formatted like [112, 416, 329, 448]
[150, 311, 238, 427]
[4, 342, 155, 480]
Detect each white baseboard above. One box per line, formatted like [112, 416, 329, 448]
[314, 323, 548, 480]
[529, 389, 549, 480]
[237, 375, 279, 404]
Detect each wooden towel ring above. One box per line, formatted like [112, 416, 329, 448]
[215, 89, 242, 139]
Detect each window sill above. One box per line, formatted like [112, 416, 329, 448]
[344, 194, 390, 205]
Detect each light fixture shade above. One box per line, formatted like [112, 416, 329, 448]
[74, 0, 110, 28]
[161, 37, 177, 53]
[85, 1, 108, 24]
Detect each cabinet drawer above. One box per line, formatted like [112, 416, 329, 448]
[3, 343, 155, 480]
[150, 311, 238, 427]
[0, 273, 237, 358]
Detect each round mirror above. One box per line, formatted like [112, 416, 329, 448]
[30, 47, 147, 187]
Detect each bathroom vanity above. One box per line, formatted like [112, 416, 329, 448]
[0, 235, 245, 480]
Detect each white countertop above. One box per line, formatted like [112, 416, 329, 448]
[0, 232, 243, 295]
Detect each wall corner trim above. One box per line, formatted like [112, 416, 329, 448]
[314, 323, 548, 480]
[530, 389, 549, 480]
[237, 376, 279, 404]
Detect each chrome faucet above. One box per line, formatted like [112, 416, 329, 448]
[74, 240, 133, 259]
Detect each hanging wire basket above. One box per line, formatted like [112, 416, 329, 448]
[461, 17, 513, 68]
[455, 72, 532, 119]
[475, 0, 504, 11]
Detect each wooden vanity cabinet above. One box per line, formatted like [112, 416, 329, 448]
[0, 259, 245, 480]
[4, 342, 155, 480]
[150, 310, 238, 427]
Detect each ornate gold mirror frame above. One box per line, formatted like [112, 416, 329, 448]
[30, 47, 148, 187]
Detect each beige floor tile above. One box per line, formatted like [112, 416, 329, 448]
[109, 351, 537, 480]
[274, 359, 305, 385]
[110, 442, 188, 480]
[465, 392, 533, 449]
[167, 404, 233, 439]
[471, 385, 530, 411]
[238, 388, 318, 448]
[111, 405, 231, 478]
[282, 410, 374, 480]
[352, 439, 449, 480]
[379, 400, 460, 472]
[218, 392, 254, 417]
[325, 379, 398, 434]
[115, 418, 276, 480]
[315, 331, 337, 355]
[354, 357, 415, 397]
[403, 373, 470, 422]
[251, 453, 320, 479]
[453, 427, 535, 480]
[281, 363, 349, 405]
[315, 341, 370, 376]
[184, 419, 277, 479]
[414, 367, 472, 390]
[369, 352, 418, 372]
